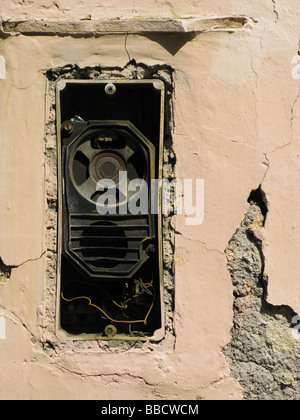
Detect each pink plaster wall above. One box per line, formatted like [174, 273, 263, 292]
[0, 0, 299, 400]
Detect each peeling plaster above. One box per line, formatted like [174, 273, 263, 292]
[223, 190, 300, 400]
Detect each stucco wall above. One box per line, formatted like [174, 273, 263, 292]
[0, 0, 299, 400]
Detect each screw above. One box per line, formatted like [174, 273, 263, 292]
[146, 244, 156, 255]
[104, 324, 117, 337]
[62, 120, 74, 134]
[104, 83, 116, 95]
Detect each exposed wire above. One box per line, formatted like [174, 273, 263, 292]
[63, 279, 127, 309]
[61, 291, 153, 325]
[112, 300, 128, 309]
[135, 278, 153, 296]
[129, 323, 149, 337]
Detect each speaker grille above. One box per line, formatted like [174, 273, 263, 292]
[68, 214, 150, 277]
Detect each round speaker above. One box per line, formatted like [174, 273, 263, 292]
[69, 128, 148, 204]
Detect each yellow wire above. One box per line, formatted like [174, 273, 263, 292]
[112, 300, 127, 309]
[61, 292, 153, 325]
[144, 279, 153, 288]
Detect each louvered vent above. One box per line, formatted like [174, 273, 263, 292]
[68, 214, 150, 277]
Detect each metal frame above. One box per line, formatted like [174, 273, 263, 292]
[55, 79, 165, 342]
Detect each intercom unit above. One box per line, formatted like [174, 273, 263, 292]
[55, 79, 165, 341]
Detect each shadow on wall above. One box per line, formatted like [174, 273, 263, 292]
[145, 33, 197, 56]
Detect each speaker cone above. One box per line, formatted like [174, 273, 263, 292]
[70, 129, 147, 204]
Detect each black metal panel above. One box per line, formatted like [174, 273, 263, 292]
[61, 120, 155, 279]
[56, 80, 164, 340]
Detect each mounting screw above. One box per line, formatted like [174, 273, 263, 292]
[105, 83, 116, 95]
[146, 244, 156, 255]
[104, 324, 117, 337]
[62, 120, 74, 134]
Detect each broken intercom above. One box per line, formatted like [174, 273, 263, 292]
[55, 79, 165, 341]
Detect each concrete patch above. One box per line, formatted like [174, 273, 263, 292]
[223, 188, 300, 400]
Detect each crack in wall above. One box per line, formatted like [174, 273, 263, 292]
[0, 250, 47, 342]
[290, 89, 300, 134]
[49, 361, 164, 397]
[0, 251, 46, 282]
[261, 89, 300, 186]
[223, 187, 300, 400]
[11, 251, 47, 270]
[0, 304, 36, 340]
[124, 32, 131, 61]
[271, 0, 279, 22]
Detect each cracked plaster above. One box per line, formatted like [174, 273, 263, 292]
[223, 196, 300, 400]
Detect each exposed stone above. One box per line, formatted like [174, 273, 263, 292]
[223, 188, 300, 400]
[0, 259, 11, 283]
